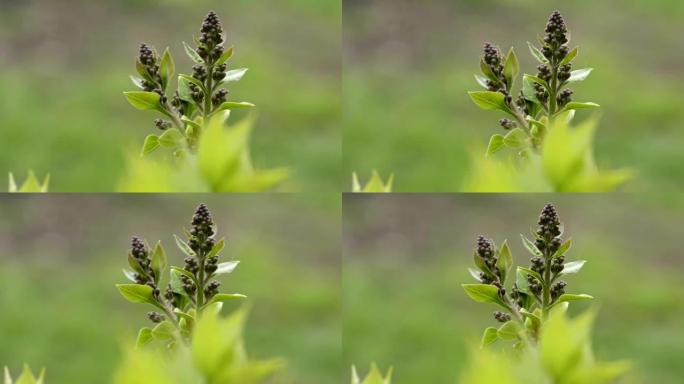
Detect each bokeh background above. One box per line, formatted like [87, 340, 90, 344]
[344, 194, 684, 383]
[0, 194, 340, 383]
[0, 0, 340, 192]
[343, 0, 684, 191]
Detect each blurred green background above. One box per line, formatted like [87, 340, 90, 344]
[343, 0, 684, 191]
[0, 0, 340, 192]
[0, 194, 340, 383]
[343, 194, 684, 383]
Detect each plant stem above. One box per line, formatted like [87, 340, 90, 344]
[541, 248, 552, 319]
[196, 254, 206, 310]
[203, 64, 214, 122]
[548, 60, 558, 116]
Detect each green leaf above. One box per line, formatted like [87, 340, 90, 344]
[123, 91, 163, 112]
[136, 327, 153, 348]
[568, 68, 593, 82]
[206, 293, 247, 307]
[561, 260, 586, 275]
[150, 241, 167, 283]
[4, 366, 11, 384]
[192, 307, 247, 377]
[215, 261, 239, 275]
[555, 293, 594, 305]
[158, 128, 184, 148]
[520, 234, 543, 257]
[220, 68, 248, 83]
[560, 101, 600, 113]
[177, 76, 193, 102]
[135, 59, 154, 82]
[159, 47, 175, 90]
[116, 284, 157, 305]
[552, 238, 572, 258]
[479, 58, 499, 83]
[141, 135, 160, 156]
[560, 46, 579, 66]
[122, 269, 137, 282]
[517, 266, 542, 283]
[211, 101, 256, 115]
[524, 74, 549, 90]
[173, 235, 195, 256]
[527, 41, 548, 63]
[216, 46, 234, 65]
[497, 320, 522, 340]
[151, 320, 175, 341]
[486, 134, 505, 156]
[540, 310, 594, 379]
[467, 91, 512, 115]
[468, 267, 482, 282]
[182, 42, 203, 64]
[520, 308, 541, 324]
[473, 251, 492, 275]
[480, 327, 499, 348]
[462, 284, 506, 308]
[503, 47, 519, 88]
[206, 238, 225, 259]
[181, 116, 202, 131]
[474, 74, 490, 89]
[178, 74, 206, 93]
[130, 75, 145, 89]
[496, 240, 513, 283]
[503, 128, 528, 148]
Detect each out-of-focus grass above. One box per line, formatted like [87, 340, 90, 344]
[0, 0, 340, 192]
[343, 194, 684, 383]
[0, 194, 341, 383]
[343, 0, 684, 191]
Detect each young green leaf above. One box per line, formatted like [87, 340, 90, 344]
[150, 241, 167, 283]
[480, 58, 499, 83]
[182, 42, 203, 64]
[462, 284, 506, 308]
[141, 135, 160, 156]
[561, 260, 586, 275]
[129, 75, 145, 89]
[486, 134, 505, 156]
[122, 269, 137, 283]
[211, 101, 256, 115]
[497, 320, 522, 340]
[158, 128, 185, 148]
[159, 47, 175, 91]
[220, 68, 248, 83]
[552, 238, 572, 258]
[517, 266, 543, 283]
[136, 327, 153, 348]
[215, 261, 239, 275]
[567, 68, 593, 82]
[527, 41, 548, 63]
[205, 293, 247, 307]
[503, 47, 519, 87]
[206, 238, 225, 259]
[216, 46, 234, 65]
[480, 327, 499, 348]
[560, 46, 579, 66]
[173, 235, 195, 256]
[555, 293, 594, 305]
[151, 320, 176, 341]
[123, 91, 163, 112]
[116, 284, 157, 306]
[178, 74, 206, 93]
[520, 235, 543, 257]
[559, 101, 600, 113]
[468, 91, 512, 115]
[504, 128, 528, 148]
[496, 240, 513, 283]
[474, 74, 490, 89]
[468, 267, 483, 282]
